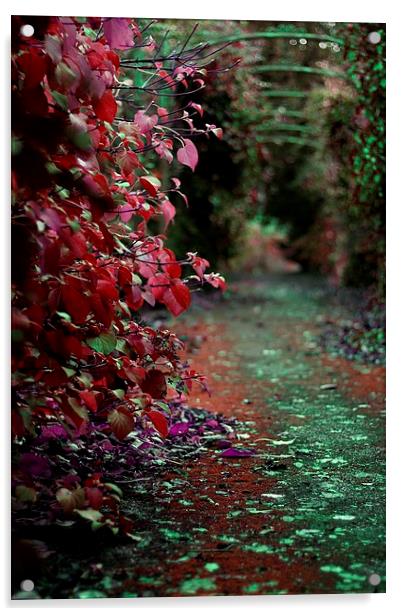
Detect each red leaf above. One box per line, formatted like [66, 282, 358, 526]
[139, 175, 161, 197]
[63, 397, 89, 429]
[45, 330, 86, 360]
[108, 406, 134, 440]
[93, 90, 117, 123]
[118, 266, 132, 287]
[123, 364, 146, 384]
[61, 286, 90, 324]
[192, 256, 210, 278]
[125, 285, 143, 311]
[12, 410, 26, 438]
[204, 273, 227, 291]
[17, 50, 47, 89]
[90, 292, 113, 328]
[85, 487, 103, 509]
[163, 280, 191, 317]
[148, 273, 170, 302]
[118, 150, 140, 175]
[96, 279, 118, 301]
[146, 410, 169, 438]
[177, 139, 198, 171]
[80, 390, 97, 412]
[159, 248, 181, 278]
[140, 369, 167, 399]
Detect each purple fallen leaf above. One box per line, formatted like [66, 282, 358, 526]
[41, 424, 68, 440]
[169, 422, 190, 437]
[20, 453, 52, 478]
[217, 439, 234, 449]
[205, 419, 219, 429]
[220, 447, 256, 458]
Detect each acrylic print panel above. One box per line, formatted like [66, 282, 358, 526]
[11, 14, 385, 600]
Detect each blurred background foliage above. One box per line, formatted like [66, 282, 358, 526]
[134, 19, 385, 296]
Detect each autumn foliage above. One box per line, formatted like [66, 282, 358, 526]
[11, 16, 225, 534]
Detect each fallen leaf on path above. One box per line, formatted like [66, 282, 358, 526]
[220, 447, 256, 458]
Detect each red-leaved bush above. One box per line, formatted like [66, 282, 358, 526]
[11, 16, 226, 535]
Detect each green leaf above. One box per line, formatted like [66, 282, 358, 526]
[75, 508, 103, 523]
[56, 311, 72, 322]
[15, 485, 37, 503]
[116, 338, 127, 353]
[113, 389, 125, 400]
[67, 218, 81, 233]
[77, 590, 107, 599]
[51, 90, 69, 111]
[104, 483, 123, 498]
[87, 333, 117, 355]
[66, 127, 92, 151]
[12, 137, 22, 156]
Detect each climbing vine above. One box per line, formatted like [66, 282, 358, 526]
[342, 23, 385, 291]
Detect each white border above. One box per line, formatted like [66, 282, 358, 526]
[2, 1, 402, 613]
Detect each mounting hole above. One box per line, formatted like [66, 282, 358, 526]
[20, 579, 34, 592]
[368, 573, 381, 586]
[20, 24, 34, 38]
[368, 31, 381, 45]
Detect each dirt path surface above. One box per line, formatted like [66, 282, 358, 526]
[37, 275, 386, 598]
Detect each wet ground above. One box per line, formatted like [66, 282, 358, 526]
[31, 274, 386, 598]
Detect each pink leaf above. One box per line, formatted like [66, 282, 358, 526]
[160, 200, 176, 230]
[177, 139, 198, 172]
[189, 102, 203, 117]
[155, 140, 173, 164]
[103, 18, 134, 50]
[118, 203, 135, 223]
[211, 127, 223, 139]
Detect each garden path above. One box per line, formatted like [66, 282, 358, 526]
[39, 275, 386, 598]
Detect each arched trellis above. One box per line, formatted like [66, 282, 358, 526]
[210, 31, 344, 46]
[251, 64, 346, 79]
[256, 135, 318, 147]
[208, 29, 347, 143]
[258, 90, 309, 98]
[255, 123, 318, 134]
[234, 109, 307, 120]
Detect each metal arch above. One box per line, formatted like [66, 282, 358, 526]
[250, 64, 346, 79]
[209, 31, 343, 46]
[258, 90, 309, 98]
[255, 123, 318, 134]
[256, 135, 318, 147]
[206, 30, 345, 146]
[233, 109, 307, 120]
[264, 109, 307, 119]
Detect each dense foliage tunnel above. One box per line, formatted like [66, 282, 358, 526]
[11, 16, 385, 601]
